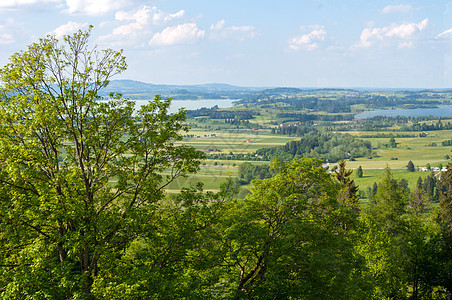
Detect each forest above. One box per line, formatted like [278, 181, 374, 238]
[3, 28, 452, 300]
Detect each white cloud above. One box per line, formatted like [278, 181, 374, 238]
[288, 25, 326, 51]
[355, 18, 428, 48]
[149, 23, 205, 47]
[48, 21, 88, 39]
[113, 6, 151, 36]
[98, 6, 186, 47]
[210, 20, 225, 31]
[436, 27, 452, 39]
[381, 4, 413, 14]
[65, 0, 127, 16]
[0, 18, 17, 44]
[150, 6, 184, 25]
[114, 6, 184, 26]
[0, 0, 60, 9]
[210, 20, 256, 41]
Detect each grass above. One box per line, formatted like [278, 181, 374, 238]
[168, 124, 452, 194]
[352, 168, 434, 195]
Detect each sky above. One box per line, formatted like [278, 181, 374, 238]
[1, 1, 452, 88]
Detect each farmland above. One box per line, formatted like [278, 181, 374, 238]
[164, 88, 452, 200]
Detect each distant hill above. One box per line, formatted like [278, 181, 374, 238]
[101, 80, 262, 99]
[100, 80, 452, 101]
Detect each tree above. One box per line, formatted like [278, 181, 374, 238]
[356, 165, 363, 178]
[389, 136, 396, 148]
[360, 167, 411, 297]
[407, 160, 415, 172]
[438, 163, 452, 291]
[0, 28, 203, 298]
[359, 167, 442, 299]
[335, 160, 360, 231]
[212, 159, 371, 299]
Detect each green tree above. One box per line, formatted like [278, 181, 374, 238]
[335, 160, 360, 231]
[212, 159, 371, 299]
[438, 163, 452, 291]
[0, 28, 203, 298]
[359, 167, 410, 298]
[356, 165, 363, 178]
[359, 167, 442, 299]
[407, 160, 415, 172]
[389, 136, 397, 148]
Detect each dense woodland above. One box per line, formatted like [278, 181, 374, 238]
[237, 89, 447, 112]
[256, 130, 373, 162]
[4, 28, 452, 300]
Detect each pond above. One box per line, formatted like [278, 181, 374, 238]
[354, 105, 452, 119]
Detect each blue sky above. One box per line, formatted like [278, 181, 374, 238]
[1, 0, 452, 88]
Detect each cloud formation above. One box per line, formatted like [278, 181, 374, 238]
[49, 21, 88, 38]
[149, 23, 205, 47]
[113, 6, 152, 36]
[98, 6, 186, 47]
[436, 27, 452, 39]
[0, 18, 16, 44]
[381, 4, 413, 14]
[65, 0, 127, 16]
[150, 6, 184, 25]
[355, 18, 428, 48]
[210, 20, 256, 41]
[288, 25, 326, 51]
[0, 0, 60, 9]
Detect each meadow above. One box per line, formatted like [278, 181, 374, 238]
[169, 125, 452, 198]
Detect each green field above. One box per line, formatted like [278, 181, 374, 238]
[171, 126, 452, 196]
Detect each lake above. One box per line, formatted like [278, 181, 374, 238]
[134, 99, 237, 113]
[354, 105, 452, 119]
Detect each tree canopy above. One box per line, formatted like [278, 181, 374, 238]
[0, 27, 203, 298]
[2, 27, 452, 300]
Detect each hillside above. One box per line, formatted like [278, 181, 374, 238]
[101, 79, 262, 100]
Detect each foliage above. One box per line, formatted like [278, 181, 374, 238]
[186, 106, 258, 119]
[356, 166, 363, 178]
[0, 28, 203, 298]
[256, 131, 372, 162]
[209, 158, 371, 298]
[2, 27, 452, 300]
[359, 167, 443, 299]
[237, 162, 274, 184]
[389, 136, 397, 148]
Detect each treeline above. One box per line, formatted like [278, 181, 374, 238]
[224, 118, 259, 129]
[443, 139, 452, 146]
[256, 131, 372, 162]
[279, 97, 351, 113]
[208, 152, 264, 161]
[239, 91, 445, 113]
[271, 125, 418, 138]
[271, 124, 317, 136]
[335, 116, 452, 132]
[401, 120, 452, 131]
[276, 112, 354, 122]
[236, 162, 273, 184]
[358, 133, 416, 138]
[185, 106, 258, 119]
[367, 171, 443, 204]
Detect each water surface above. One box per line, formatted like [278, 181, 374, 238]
[134, 99, 237, 113]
